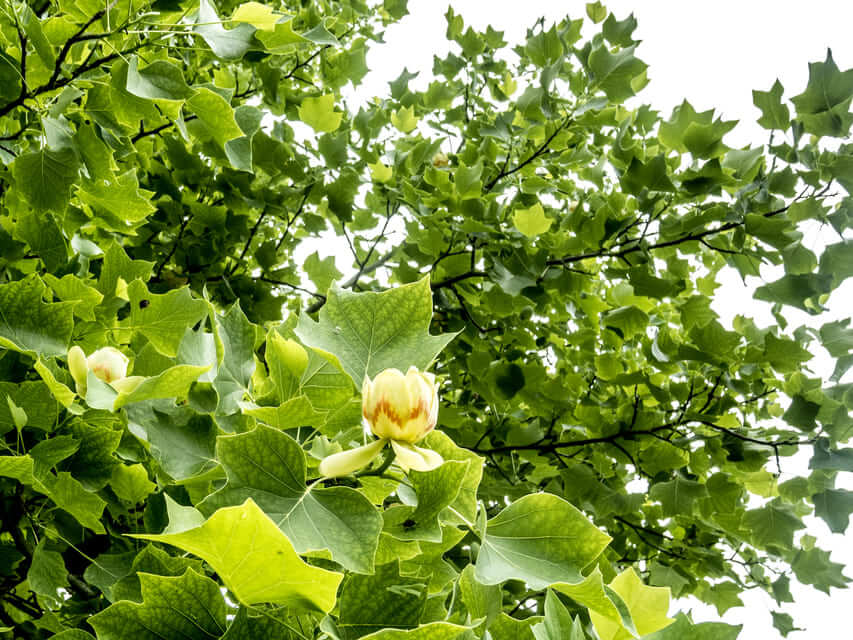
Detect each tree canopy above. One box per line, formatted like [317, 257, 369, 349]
[1, 1, 852, 638]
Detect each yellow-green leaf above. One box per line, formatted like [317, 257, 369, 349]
[231, 2, 282, 31]
[298, 94, 343, 133]
[513, 203, 553, 237]
[391, 105, 418, 133]
[132, 499, 343, 611]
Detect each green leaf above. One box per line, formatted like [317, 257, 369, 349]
[791, 547, 849, 594]
[97, 242, 154, 298]
[0, 455, 34, 483]
[110, 464, 156, 504]
[295, 277, 457, 384]
[16, 210, 68, 270]
[813, 488, 853, 533]
[588, 568, 673, 640]
[586, 2, 607, 23]
[114, 365, 209, 409]
[20, 6, 55, 67]
[513, 203, 553, 237]
[126, 280, 208, 357]
[27, 540, 68, 602]
[359, 623, 470, 640]
[698, 580, 743, 616]
[475, 493, 611, 588]
[77, 170, 157, 232]
[0, 275, 74, 356]
[588, 44, 648, 102]
[200, 425, 383, 573]
[125, 401, 218, 482]
[299, 94, 343, 133]
[338, 562, 426, 639]
[771, 611, 800, 637]
[602, 13, 638, 47]
[753, 79, 791, 130]
[810, 438, 853, 471]
[304, 252, 344, 293]
[621, 155, 676, 194]
[126, 57, 194, 101]
[643, 613, 741, 640]
[791, 49, 853, 137]
[533, 590, 585, 640]
[383, 460, 469, 541]
[89, 569, 227, 640]
[133, 499, 343, 611]
[391, 105, 418, 133]
[743, 502, 805, 550]
[210, 303, 256, 414]
[44, 471, 107, 533]
[782, 394, 820, 431]
[551, 567, 636, 637]
[231, 1, 283, 31]
[649, 476, 707, 517]
[754, 273, 831, 313]
[11, 148, 79, 212]
[459, 564, 501, 625]
[422, 431, 483, 522]
[187, 87, 245, 145]
[194, 0, 255, 59]
[43, 274, 103, 321]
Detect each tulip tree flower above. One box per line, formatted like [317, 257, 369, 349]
[319, 366, 444, 477]
[67, 346, 141, 397]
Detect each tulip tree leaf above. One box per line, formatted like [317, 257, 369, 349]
[588, 568, 674, 640]
[11, 148, 79, 212]
[113, 365, 210, 409]
[753, 79, 791, 130]
[133, 499, 343, 611]
[813, 488, 853, 533]
[359, 622, 470, 640]
[513, 203, 553, 237]
[89, 569, 227, 640]
[338, 562, 426, 639]
[126, 280, 208, 357]
[299, 94, 343, 133]
[200, 425, 383, 573]
[0, 275, 75, 357]
[475, 493, 611, 588]
[383, 460, 469, 541]
[791, 49, 853, 137]
[295, 276, 457, 384]
[551, 568, 637, 636]
[194, 0, 255, 59]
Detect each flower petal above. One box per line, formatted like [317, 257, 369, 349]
[318, 438, 387, 478]
[67, 346, 88, 396]
[412, 444, 444, 471]
[111, 376, 145, 395]
[390, 440, 444, 473]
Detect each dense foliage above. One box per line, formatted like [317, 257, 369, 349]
[1, 0, 852, 638]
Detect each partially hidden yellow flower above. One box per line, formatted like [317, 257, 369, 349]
[318, 366, 444, 477]
[67, 346, 142, 397]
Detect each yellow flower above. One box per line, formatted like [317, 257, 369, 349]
[318, 366, 444, 477]
[432, 152, 449, 168]
[67, 346, 141, 397]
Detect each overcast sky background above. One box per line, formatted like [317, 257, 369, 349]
[329, 2, 853, 636]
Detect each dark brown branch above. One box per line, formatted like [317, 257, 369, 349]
[431, 270, 489, 290]
[484, 115, 573, 191]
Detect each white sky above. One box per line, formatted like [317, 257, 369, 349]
[331, 2, 853, 637]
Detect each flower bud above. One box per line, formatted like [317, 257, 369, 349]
[67, 346, 130, 397]
[67, 346, 89, 395]
[87, 347, 129, 383]
[362, 367, 438, 443]
[432, 152, 449, 168]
